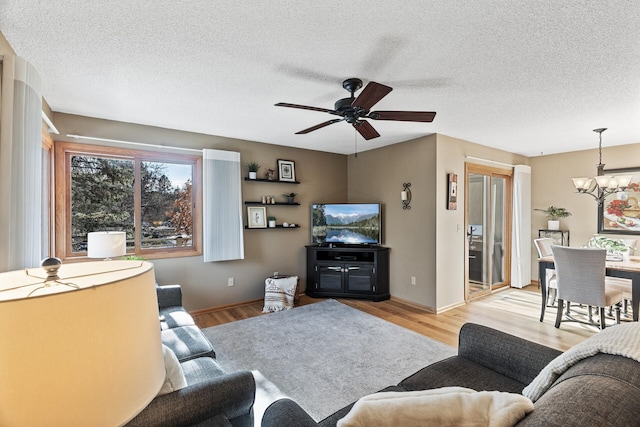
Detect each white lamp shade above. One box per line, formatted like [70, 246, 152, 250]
[595, 175, 612, 188]
[571, 177, 592, 191]
[615, 175, 633, 188]
[88, 231, 127, 258]
[0, 261, 164, 426]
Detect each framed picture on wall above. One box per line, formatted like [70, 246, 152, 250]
[247, 206, 267, 228]
[277, 159, 296, 182]
[598, 167, 640, 235]
[447, 173, 458, 210]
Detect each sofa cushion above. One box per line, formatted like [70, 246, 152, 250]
[162, 325, 216, 362]
[158, 344, 188, 395]
[159, 306, 196, 330]
[181, 357, 227, 386]
[399, 356, 527, 394]
[518, 354, 640, 426]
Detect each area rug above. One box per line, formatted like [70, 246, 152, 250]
[202, 299, 456, 421]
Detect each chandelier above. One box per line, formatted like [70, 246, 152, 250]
[571, 128, 632, 206]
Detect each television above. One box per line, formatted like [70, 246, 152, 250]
[311, 203, 381, 245]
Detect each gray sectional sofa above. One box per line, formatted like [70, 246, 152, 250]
[126, 284, 256, 427]
[262, 323, 640, 426]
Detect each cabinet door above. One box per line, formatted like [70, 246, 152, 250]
[345, 264, 375, 294]
[316, 264, 344, 292]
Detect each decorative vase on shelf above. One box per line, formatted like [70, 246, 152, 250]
[547, 220, 560, 230]
[249, 171, 257, 180]
[268, 220, 276, 228]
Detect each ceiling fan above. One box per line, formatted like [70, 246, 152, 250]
[275, 78, 436, 140]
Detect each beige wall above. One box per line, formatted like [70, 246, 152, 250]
[435, 135, 528, 310]
[348, 136, 439, 308]
[530, 142, 640, 280]
[51, 113, 347, 310]
[348, 134, 528, 311]
[0, 32, 16, 56]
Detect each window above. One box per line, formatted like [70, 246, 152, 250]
[55, 142, 202, 260]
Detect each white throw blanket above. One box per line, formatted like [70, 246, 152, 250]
[523, 322, 640, 402]
[337, 387, 533, 427]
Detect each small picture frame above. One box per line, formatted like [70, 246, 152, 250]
[277, 159, 296, 182]
[247, 206, 267, 228]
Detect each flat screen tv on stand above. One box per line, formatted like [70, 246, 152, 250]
[311, 203, 381, 246]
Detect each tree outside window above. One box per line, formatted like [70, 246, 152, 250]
[55, 142, 201, 260]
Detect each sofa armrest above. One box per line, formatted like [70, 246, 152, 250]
[458, 323, 562, 385]
[262, 398, 318, 427]
[126, 370, 256, 427]
[157, 284, 183, 308]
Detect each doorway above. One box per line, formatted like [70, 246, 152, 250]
[465, 164, 512, 300]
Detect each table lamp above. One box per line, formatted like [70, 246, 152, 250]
[88, 231, 127, 260]
[0, 258, 164, 426]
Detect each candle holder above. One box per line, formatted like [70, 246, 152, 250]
[401, 183, 412, 210]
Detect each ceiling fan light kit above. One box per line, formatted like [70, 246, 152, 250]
[275, 78, 436, 140]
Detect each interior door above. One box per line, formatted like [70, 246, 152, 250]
[465, 164, 512, 300]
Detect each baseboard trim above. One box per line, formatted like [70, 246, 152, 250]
[435, 300, 467, 314]
[189, 292, 307, 316]
[189, 297, 264, 316]
[389, 295, 436, 313]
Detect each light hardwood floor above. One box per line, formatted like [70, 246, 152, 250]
[193, 285, 606, 352]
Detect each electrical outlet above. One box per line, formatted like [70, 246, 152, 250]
[411, 276, 416, 285]
[227, 277, 234, 287]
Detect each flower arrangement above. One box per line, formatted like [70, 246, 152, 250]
[587, 235, 635, 255]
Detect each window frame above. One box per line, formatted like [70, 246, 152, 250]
[54, 141, 202, 261]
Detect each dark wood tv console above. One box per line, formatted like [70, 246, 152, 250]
[305, 245, 390, 301]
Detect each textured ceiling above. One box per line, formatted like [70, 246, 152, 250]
[1, 1, 639, 156]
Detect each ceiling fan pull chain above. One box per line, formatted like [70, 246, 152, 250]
[354, 128, 358, 158]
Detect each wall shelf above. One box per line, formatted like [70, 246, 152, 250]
[244, 177, 300, 184]
[244, 201, 300, 206]
[245, 225, 301, 230]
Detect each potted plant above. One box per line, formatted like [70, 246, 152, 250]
[283, 192, 297, 204]
[535, 205, 572, 230]
[246, 162, 260, 179]
[267, 216, 276, 228]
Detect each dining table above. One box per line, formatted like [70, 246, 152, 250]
[538, 255, 640, 322]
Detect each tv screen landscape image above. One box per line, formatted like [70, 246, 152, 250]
[311, 203, 381, 245]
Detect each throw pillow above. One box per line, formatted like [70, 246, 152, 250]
[263, 276, 298, 313]
[158, 344, 188, 395]
[337, 387, 534, 427]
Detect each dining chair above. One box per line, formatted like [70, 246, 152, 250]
[534, 238, 557, 306]
[551, 246, 623, 329]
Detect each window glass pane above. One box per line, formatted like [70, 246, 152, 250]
[70, 155, 134, 253]
[140, 161, 193, 249]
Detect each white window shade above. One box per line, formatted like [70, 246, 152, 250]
[202, 149, 244, 262]
[511, 165, 531, 288]
[0, 55, 43, 270]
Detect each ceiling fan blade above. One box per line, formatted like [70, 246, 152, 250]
[275, 102, 337, 114]
[352, 81, 393, 111]
[353, 120, 380, 140]
[295, 118, 345, 134]
[369, 111, 436, 122]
